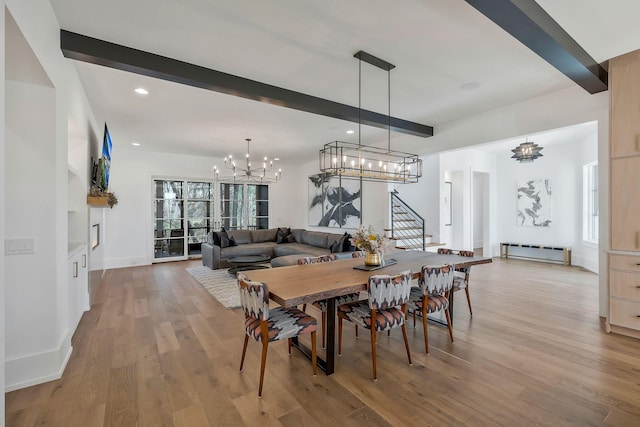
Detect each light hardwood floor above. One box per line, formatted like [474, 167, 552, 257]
[6, 258, 640, 426]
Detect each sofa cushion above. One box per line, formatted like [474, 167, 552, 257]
[252, 228, 277, 243]
[221, 242, 277, 259]
[271, 254, 317, 268]
[228, 229, 252, 244]
[273, 243, 330, 257]
[300, 231, 329, 248]
[290, 229, 304, 243]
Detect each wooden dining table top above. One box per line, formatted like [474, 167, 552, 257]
[244, 250, 492, 308]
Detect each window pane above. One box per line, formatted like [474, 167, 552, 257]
[154, 200, 184, 220]
[187, 181, 213, 199]
[154, 180, 183, 199]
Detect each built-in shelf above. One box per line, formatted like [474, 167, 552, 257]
[87, 196, 110, 207]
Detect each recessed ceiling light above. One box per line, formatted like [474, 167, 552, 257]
[134, 88, 149, 95]
[460, 82, 480, 91]
[274, 157, 280, 161]
[346, 130, 355, 134]
[132, 142, 141, 146]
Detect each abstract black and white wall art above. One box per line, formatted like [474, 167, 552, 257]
[308, 174, 361, 228]
[516, 179, 552, 226]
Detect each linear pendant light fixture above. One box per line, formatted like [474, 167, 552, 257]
[319, 51, 422, 183]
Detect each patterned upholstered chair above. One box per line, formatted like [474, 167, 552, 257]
[297, 253, 363, 348]
[437, 248, 475, 314]
[408, 264, 455, 354]
[237, 273, 317, 397]
[337, 270, 413, 381]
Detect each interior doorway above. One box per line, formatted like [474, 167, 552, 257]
[471, 171, 490, 257]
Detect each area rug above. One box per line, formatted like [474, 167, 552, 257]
[185, 266, 240, 309]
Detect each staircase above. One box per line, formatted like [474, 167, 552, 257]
[387, 191, 441, 251]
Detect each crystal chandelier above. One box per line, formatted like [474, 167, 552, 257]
[511, 139, 543, 163]
[214, 138, 282, 183]
[319, 50, 422, 183]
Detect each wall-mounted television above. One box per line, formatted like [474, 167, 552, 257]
[92, 123, 113, 190]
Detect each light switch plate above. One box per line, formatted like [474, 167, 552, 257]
[4, 238, 35, 255]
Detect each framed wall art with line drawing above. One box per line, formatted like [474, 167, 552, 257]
[308, 173, 361, 228]
[516, 179, 552, 226]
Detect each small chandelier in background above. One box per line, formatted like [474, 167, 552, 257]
[214, 138, 282, 183]
[319, 50, 422, 183]
[511, 139, 543, 163]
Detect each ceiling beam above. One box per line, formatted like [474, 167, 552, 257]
[464, 0, 608, 94]
[60, 30, 433, 138]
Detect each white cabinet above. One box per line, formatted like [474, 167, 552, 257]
[68, 243, 89, 332]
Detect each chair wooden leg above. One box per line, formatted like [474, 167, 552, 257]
[422, 302, 429, 354]
[321, 311, 326, 349]
[302, 304, 307, 312]
[338, 317, 343, 356]
[401, 324, 412, 366]
[465, 287, 473, 315]
[370, 315, 377, 381]
[258, 323, 269, 398]
[413, 310, 416, 328]
[444, 307, 454, 343]
[239, 335, 249, 372]
[355, 325, 359, 338]
[288, 338, 292, 355]
[311, 331, 318, 376]
[387, 330, 391, 337]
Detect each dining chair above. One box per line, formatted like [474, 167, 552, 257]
[437, 248, 475, 315]
[237, 273, 318, 397]
[337, 270, 413, 381]
[297, 253, 363, 348]
[408, 264, 455, 354]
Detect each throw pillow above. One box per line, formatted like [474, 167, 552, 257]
[342, 232, 356, 252]
[330, 233, 348, 253]
[285, 233, 296, 243]
[215, 227, 229, 246]
[229, 236, 237, 247]
[276, 227, 291, 244]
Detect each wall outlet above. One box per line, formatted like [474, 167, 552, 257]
[4, 238, 35, 255]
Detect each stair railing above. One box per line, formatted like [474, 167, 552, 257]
[390, 191, 426, 251]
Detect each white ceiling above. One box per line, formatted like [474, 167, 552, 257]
[48, 0, 640, 163]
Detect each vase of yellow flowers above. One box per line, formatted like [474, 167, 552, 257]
[351, 225, 385, 266]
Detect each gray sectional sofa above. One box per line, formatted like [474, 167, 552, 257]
[201, 227, 353, 269]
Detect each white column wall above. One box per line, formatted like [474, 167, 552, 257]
[4, 0, 99, 391]
[1, 1, 6, 420]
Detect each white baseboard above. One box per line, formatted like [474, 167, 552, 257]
[5, 331, 72, 392]
[105, 255, 150, 270]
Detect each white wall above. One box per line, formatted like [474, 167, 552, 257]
[103, 149, 300, 269]
[1, 1, 6, 420]
[495, 129, 598, 270]
[4, 0, 100, 391]
[440, 149, 497, 252]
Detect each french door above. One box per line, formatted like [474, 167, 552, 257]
[153, 179, 215, 261]
[153, 179, 270, 261]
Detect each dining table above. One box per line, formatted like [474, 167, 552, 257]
[245, 249, 492, 375]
